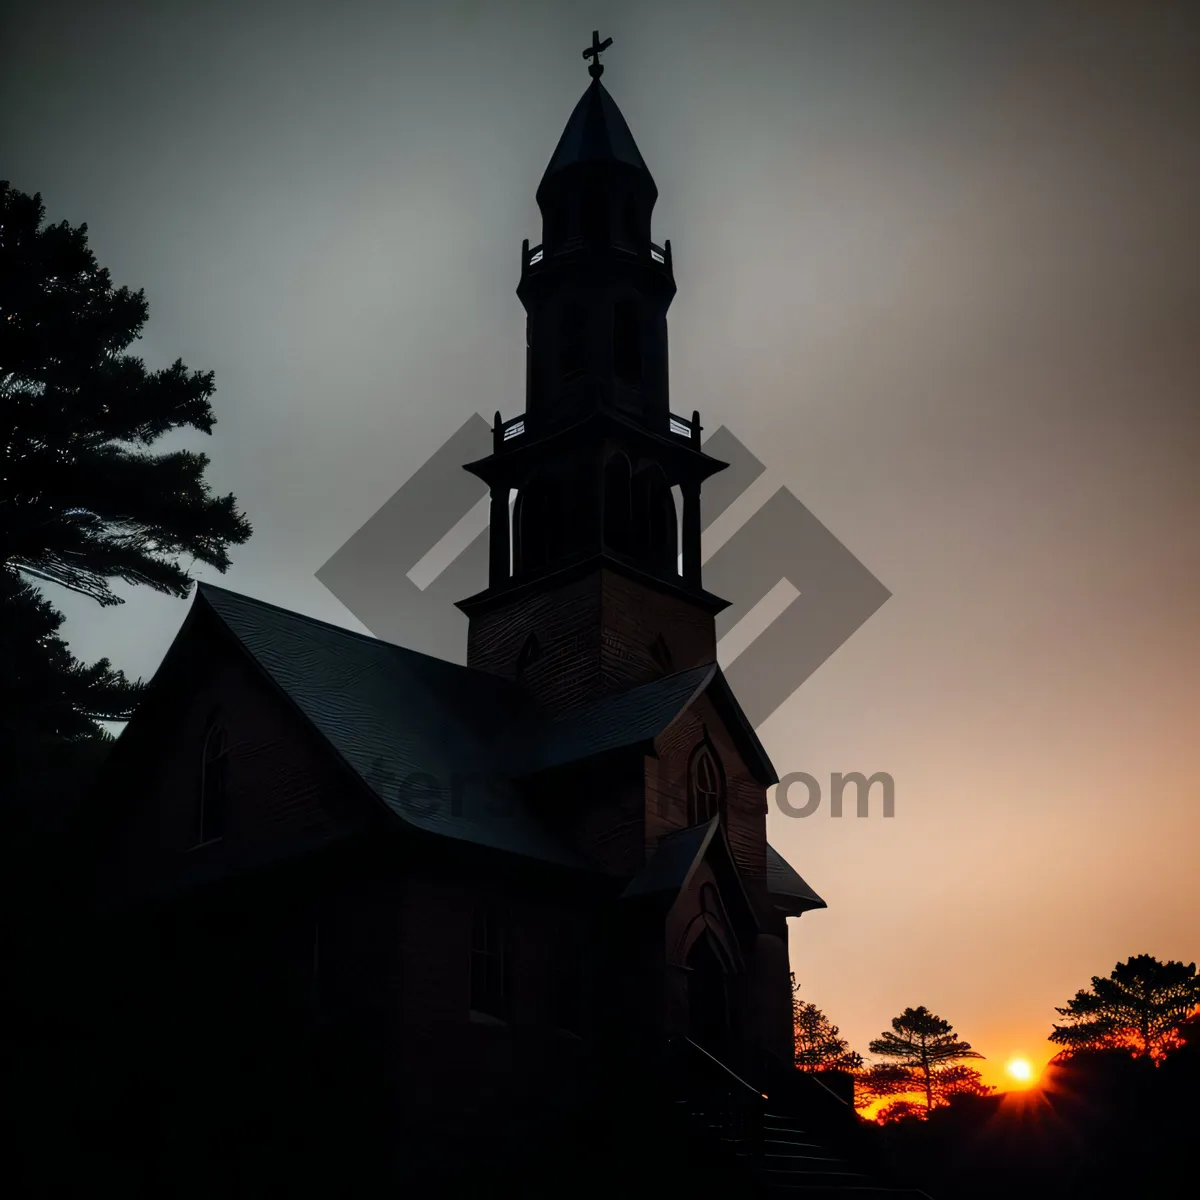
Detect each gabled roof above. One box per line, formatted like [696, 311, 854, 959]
[766, 844, 827, 914]
[691, 665, 779, 787]
[622, 818, 762, 945]
[622, 822, 823, 918]
[621, 820, 716, 900]
[198, 584, 587, 869]
[184, 584, 796, 880]
[538, 79, 655, 199]
[507, 664, 714, 776]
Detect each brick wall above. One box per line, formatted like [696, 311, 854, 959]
[386, 861, 590, 1127]
[97, 611, 360, 903]
[647, 692, 770, 915]
[467, 565, 716, 714]
[527, 756, 647, 876]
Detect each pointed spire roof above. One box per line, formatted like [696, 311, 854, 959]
[537, 78, 656, 203]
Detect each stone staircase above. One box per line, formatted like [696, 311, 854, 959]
[757, 1107, 930, 1196]
[675, 1039, 932, 1199]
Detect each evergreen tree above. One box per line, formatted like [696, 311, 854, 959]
[1, 569, 140, 744]
[1050, 955, 1200, 1062]
[0, 181, 250, 750]
[862, 1006, 989, 1114]
[873, 1099, 925, 1125]
[1, 182, 250, 603]
[791, 974, 864, 1072]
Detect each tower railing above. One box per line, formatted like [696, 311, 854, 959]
[521, 237, 673, 276]
[668, 410, 702, 446]
[493, 413, 527, 451]
[493, 408, 701, 452]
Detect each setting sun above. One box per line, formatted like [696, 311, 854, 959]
[1005, 1057, 1035, 1084]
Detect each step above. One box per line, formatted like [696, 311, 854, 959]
[768, 1185, 936, 1195]
[763, 1136, 829, 1152]
[762, 1147, 838, 1161]
[760, 1163, 866, 1178]
[760, 1167, 872, 1188]
[764, 1121, 811, 1132]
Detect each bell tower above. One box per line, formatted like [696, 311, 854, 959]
[458, 33, 729, 712]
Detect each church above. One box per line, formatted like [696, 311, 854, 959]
[83, 35, 924, 1199]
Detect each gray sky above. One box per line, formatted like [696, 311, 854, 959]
[5, 0, 1198, 1085]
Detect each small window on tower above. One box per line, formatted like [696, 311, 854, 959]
[648, 632, 674, 675]
[613, 299, 641, 384]
[515, 632, 542, 676]
[622, 195, 640, 246]
[582, 189, 608, 244]
[560, 305, 587, 379]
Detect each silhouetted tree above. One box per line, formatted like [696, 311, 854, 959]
[861, 1006, 989, 1114]
[0, 570, 139, 743]
[0, 181, 251, 755]
[874, 1099, 925, 1125]
[791, 974, 864, 1072]
[1050, 954, 1200, 1062]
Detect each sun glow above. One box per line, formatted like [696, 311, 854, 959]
[1005, 1056, 1035, 1085]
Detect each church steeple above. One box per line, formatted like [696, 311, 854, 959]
[521, 36, 671, 438]
[458, 35, 729, 710]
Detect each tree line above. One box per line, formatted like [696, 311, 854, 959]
[793, 953, 1200, 1122]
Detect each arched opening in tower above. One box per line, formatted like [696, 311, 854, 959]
[514, 477, 549, 572]
[632, 464, 675, 574]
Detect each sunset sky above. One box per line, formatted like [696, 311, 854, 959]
[5, 0, 1198, 1091]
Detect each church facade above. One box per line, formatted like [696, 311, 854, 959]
[78, 40, 923, 1198]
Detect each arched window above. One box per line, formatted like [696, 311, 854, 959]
[631, 464, 672, 570]
[603, 452, 633, 555]
[688, 740, 725, 827]
[511, 488, 526, 573]
[559, 304, 588, 378]
[470, 905, 508, 1019]
[648, 471, 678, 573]
[517, 475, 550, 571]
[198, 716, 230, 845]
[613, 299, 641, 384]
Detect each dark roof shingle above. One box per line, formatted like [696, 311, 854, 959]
[199, 584, 584, 868]
[766, 844, 826, 912]
[194, 585, 811, 897]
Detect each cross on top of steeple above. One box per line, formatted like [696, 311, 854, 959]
[583, 30, 613, 79]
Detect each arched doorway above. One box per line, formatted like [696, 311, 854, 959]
[687, 931, 730, 1059]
